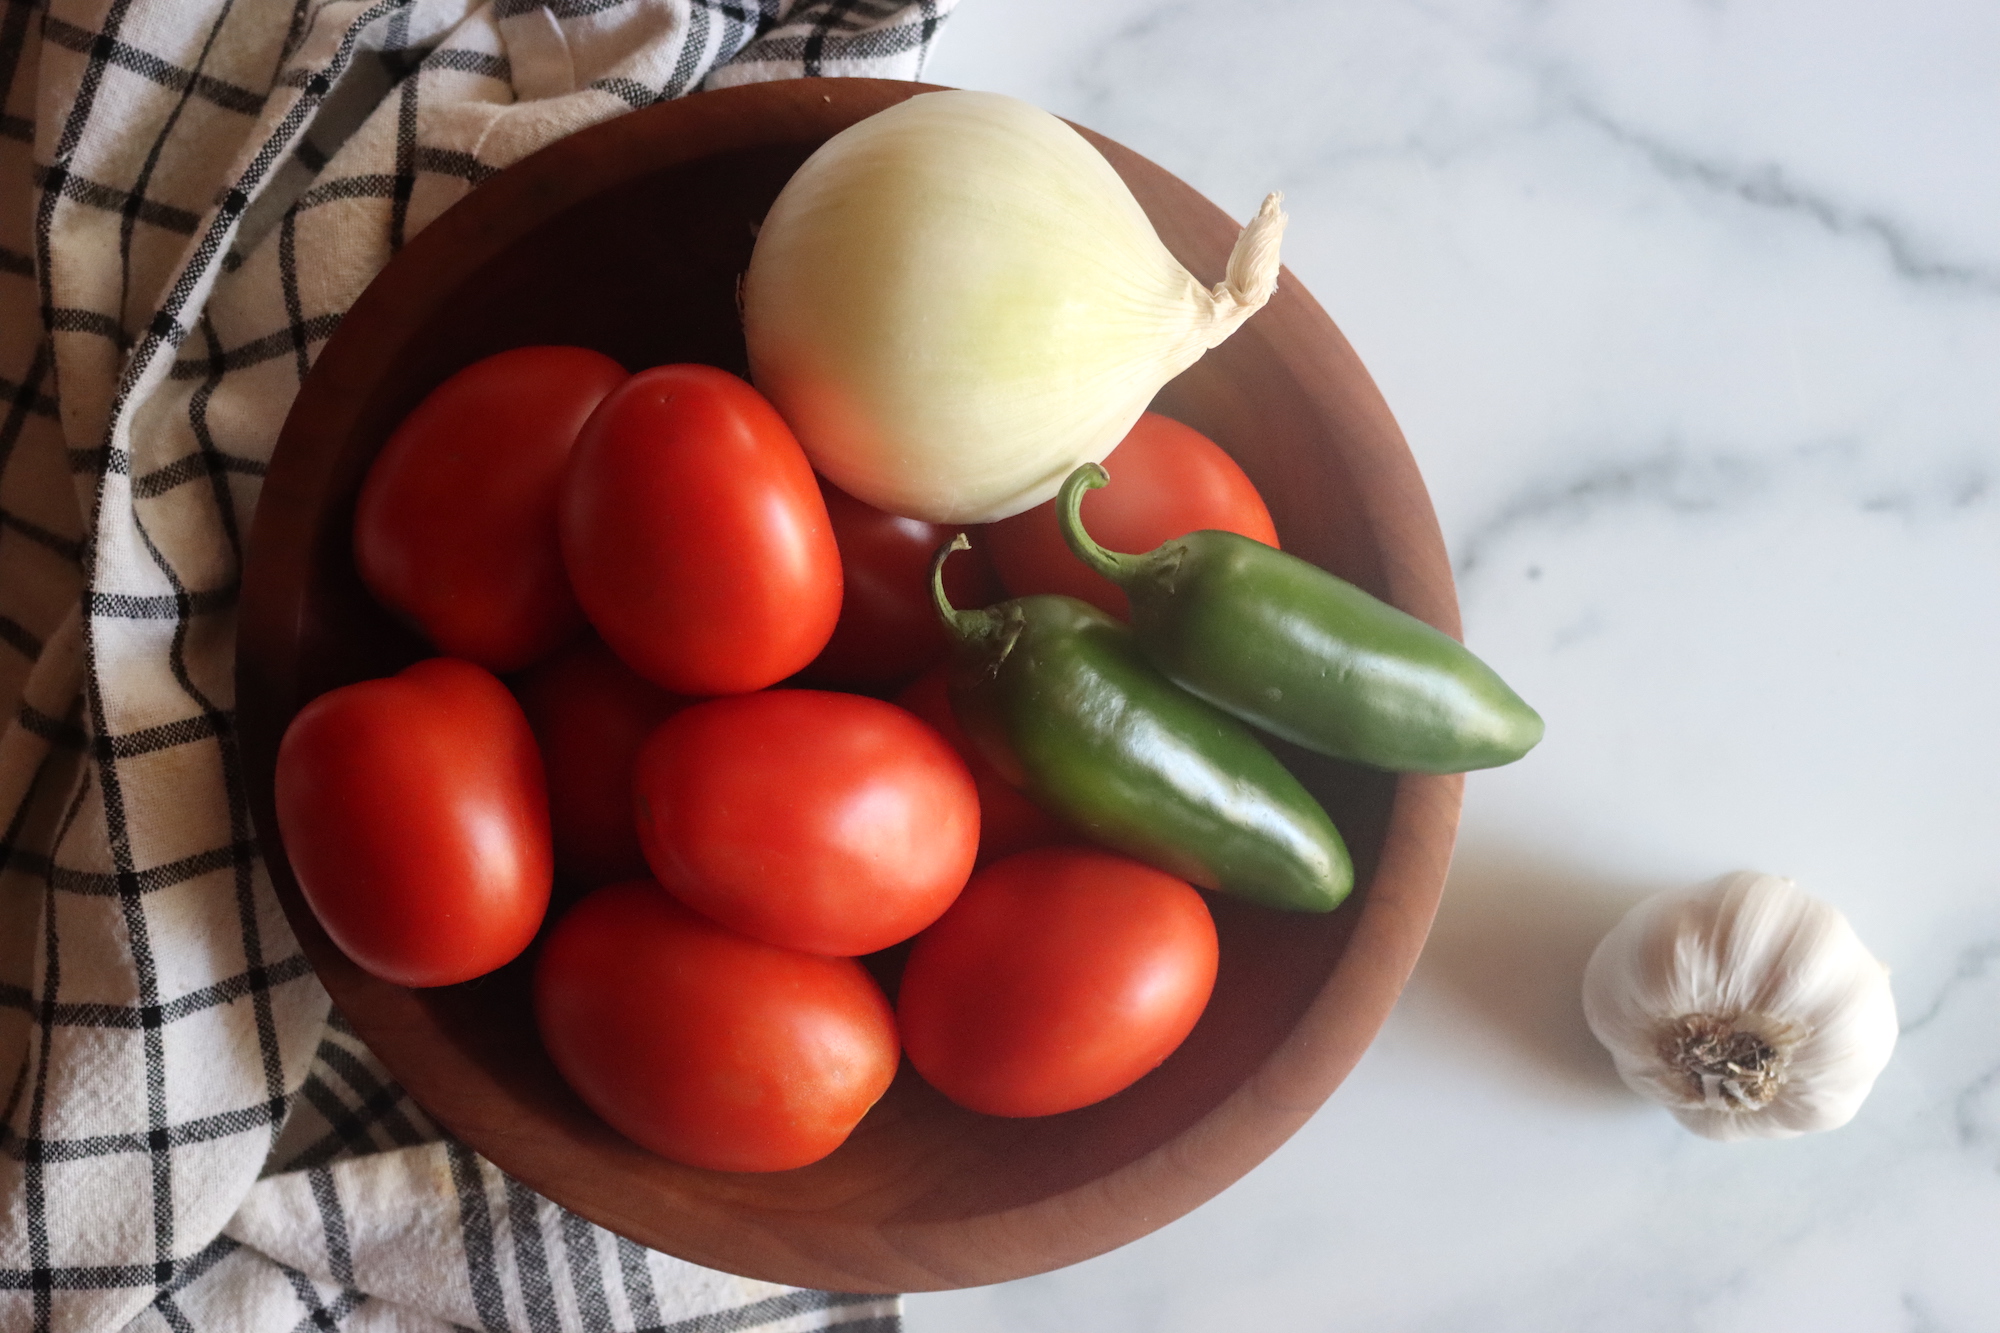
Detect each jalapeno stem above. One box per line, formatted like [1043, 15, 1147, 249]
[930, 533, 1001, 647]
[1055, 462, 1136, 583]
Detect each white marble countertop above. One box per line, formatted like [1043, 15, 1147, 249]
[909, 2, 1999, 1329]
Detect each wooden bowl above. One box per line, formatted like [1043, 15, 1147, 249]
[237, 78, 1462, 1293]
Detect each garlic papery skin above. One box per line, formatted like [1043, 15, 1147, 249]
[1580, 871, 1898, 1142]
[742, 89, 1287, 525]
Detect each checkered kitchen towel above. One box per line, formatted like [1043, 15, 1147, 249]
[0, 2, 955, 1330]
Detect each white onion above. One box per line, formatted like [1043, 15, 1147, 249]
[742, 89, 1286, 524]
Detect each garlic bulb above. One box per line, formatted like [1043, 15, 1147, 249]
[742, 89, 1287, 524]
[1580, 871, 1897, 1141]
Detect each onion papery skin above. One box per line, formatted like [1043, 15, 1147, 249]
[743, 90, 1220, 525]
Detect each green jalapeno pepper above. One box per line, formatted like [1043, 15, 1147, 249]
[931, 536, 1351, 914]
[1056, 462, 1543, 774]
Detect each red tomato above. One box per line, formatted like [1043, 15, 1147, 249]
[894, 664, 1069, 866]
[799, 480, 1006, 692]
[510, 634, 687, 889]
[982, 412, 1279, 618]
[273, 658, 552, 988]
[534, 882, 899, 1172]
[354, 346, 626, 671]
[897, 846, 1219, 1117]
[559, 365, 841, 696]
[634, 689, 979, 956]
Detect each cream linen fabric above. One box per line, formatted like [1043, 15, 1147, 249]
[0, 2, 952, 1329]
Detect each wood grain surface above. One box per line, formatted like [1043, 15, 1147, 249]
[235, 78, 1463, 1293]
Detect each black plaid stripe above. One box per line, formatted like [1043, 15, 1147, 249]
[109, 0, 253, 345]
[417, 144, 501, 185]
[179, 314, 260, 546]
[306, 1028, 434, 1149]
[617, 1235, 662, 1330]
[0, 953, 314, 1029]
[2, 840, 257, 894]
[0, 345, 76, 622]
[35, 163, 203, 238]
[428, 1153, 909, 1333]
[86, 587, 237, 620]
[0, 340, 53, 424]
[424, 44, 511, 82]
[13, 699, 87, 752]
[590, 75, 657, 111]
[0, 513, 84, 566]
[154, 1233, 242, 1312]
[496, 0, 641, 19]
[273, 214, 312, 386]
[0, 748, 61, 1104]
[646, 1291, 899, 1333]
[449, 1140, 512, 1333]
[126, 426, 296, 1191]
[0, 1232, 241, 1296]
[284, 1075, 417, 1172]
[272, 1258, 368, 1333]
[661, 1, 715, 103]
[264, 1019, 437, 1174]
[49, 304, 137, 350]
[602, 0, 789, 107]
[385, 5, 420, 252]
[168, 313, 342, 381]
[40, 15, 267, 118]
[814, 21, 938, 78]
[84, 693, 232, 756]
[0, 614, 39, 660]
[14, 771, 96, 1324]
[3, 1093, 295, 1168]
[723, 0, 940, 78]
[0, 0, 40, 146]
[85, 667, 196, 1287]
[305, 1166, 354, 1287]
[35, 2, 192, 1305]
[558, 1207, 615, 1332]
[131, 445, 267, 502]
[505, 1175, 564, 1332]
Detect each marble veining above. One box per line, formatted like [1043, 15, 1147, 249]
[1454, 437, 1995, 582]
[1900, 942, 2000, 1038]
[1957, 1064, 2000, 1160]
[913, 1, 2000, 1328]
[1454, 445, 1778, 577]
[1555, 92, 2000, 296]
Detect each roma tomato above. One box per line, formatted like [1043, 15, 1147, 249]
[559, 365, 841, 696]
[534, 882, 899, 1172]
[894, 664, 1068, 866]
[273, 657, 552, 988]
[354, 346, 626, 671]
[800, 480, 1005, 692]
[633, 689, 979, 957]
[510, 634, 686, 889]
[982, 412, 1279, 619]
[897, 846, 1219, 1117]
